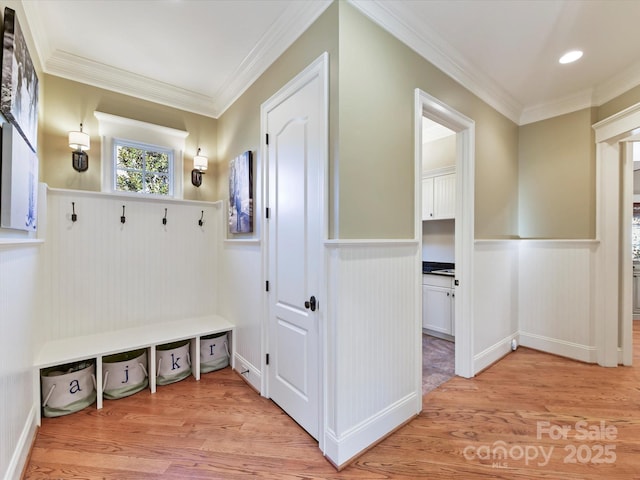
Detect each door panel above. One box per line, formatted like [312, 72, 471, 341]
[275, 122, 306, 307]
[276, 318, 308, 398]
[265, 57, 326, 440]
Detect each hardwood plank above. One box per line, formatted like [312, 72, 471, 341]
[23, 323, 640, 478]
[28, 447, 171, 474]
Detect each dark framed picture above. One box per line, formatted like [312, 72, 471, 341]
[228, 151, 253, 234]
[1, 7, 38, 153]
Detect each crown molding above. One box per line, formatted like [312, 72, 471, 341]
[27, 1, 331, 119]
[23, 0, 640, 125]
[519, 89, 595, 125]
[519, 61, 640, 125]
[349, 0, 640, 126]
[212, 0, 333, 117]
[348, 0, 523, 125]
[593, 60, 640, 107]
[46, 51, 218, 117]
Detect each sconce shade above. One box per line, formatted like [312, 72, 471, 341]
[193, 151, 208, 171]
[69, 130, 90, 151]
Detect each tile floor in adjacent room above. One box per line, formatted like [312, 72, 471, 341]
[422, 333, 455, 395]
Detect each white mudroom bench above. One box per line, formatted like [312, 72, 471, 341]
[34, 314, 234, 424]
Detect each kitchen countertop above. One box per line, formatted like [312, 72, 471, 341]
[422, 261, 455, 276]
[428, 269, 455, 277]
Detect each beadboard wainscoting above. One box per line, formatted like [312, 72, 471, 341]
[324, 241, 421, 467]
[518, 240, 598, 362]
[218, 240, 263, 392]
[473, 241, 519, 373]
[38, 188, 221, 345]
[474, 239, 599, 371]
[0, 240, 41, 480]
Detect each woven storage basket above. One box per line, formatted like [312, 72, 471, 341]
[200, 332, 230, 373]
[156, 340, 191, 385]
[102, 349, 148, 400]
[41, 361, 96, 418]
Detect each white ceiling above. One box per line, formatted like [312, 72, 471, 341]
[21, 0, 640, 124]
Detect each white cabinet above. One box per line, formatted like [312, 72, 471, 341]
[422, 274, 454, 337]
[422, 177, 434, 220]
[422, 171, 456, 220]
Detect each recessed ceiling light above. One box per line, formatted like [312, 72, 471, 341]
[559, 50, 583, 64]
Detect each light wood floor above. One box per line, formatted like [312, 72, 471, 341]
[24, 324, 640, 479]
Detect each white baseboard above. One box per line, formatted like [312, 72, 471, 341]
[323, 392, 418, 469]
[474, 334, 517, 374]
[233, 352, 261, 393]
[4, 404, 38, 480]
[519, 332, 596, 363]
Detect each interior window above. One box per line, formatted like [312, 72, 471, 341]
[94, 111, 187, 199]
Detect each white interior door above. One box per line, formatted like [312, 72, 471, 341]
[263, 54, 327, 440]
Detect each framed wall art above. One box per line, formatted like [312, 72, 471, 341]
[228, 151, 253, 234]
[1, 123, 38, 231]
[1, 7, 38, 153]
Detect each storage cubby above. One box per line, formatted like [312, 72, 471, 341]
[35, 315, 234, 423]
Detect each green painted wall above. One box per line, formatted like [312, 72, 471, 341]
[40, 74, 217, 201]
[217, 2, 520, 240]
[216, 2, 339, 235]
[597, 84, 640, 122]
[518, 108, 596, 238]
[37, 0, 640, 240]
[337, 2, 519, 239]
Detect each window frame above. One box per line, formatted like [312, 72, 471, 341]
[95, 111, 188, 199]
[112, 138, 174, 196]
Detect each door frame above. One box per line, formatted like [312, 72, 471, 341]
[260, 52, 329, 447]
[415, 89, 475, 378]
[593, 102, 640, 367]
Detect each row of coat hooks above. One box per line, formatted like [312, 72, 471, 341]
[70, 202, 206, 227]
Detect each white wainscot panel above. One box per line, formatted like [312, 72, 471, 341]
[41, 189, 221, 341]
[473, 241, 519, 373]
[324, 242, 420, 467]
[0, 244, 40, 480]
[219, 243, 263, 391]
[518, 241, 597, 362]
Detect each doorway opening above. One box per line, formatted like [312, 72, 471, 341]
[415, 89, 475, 391]
[420, 116, 456, 394]
[632, 143, 640, 321]
[593, 103, 640, 367]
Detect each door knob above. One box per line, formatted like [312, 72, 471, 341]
[304, 295, 317, 311]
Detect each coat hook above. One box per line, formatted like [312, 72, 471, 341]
[71, 202, 77, 222]
[162, 208, 168, 225]
[198, 210, 204, 227]
[120, 205, 126, 224]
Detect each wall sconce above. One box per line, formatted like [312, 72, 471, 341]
[191, 148, 208, 187]
[69, 123, 90, 172]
